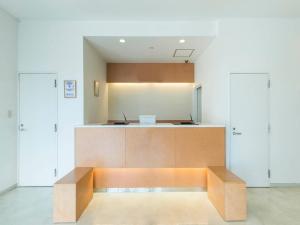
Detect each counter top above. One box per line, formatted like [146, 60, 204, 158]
[76, 123, 225, 128]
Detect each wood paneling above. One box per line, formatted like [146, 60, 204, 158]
[107, 63, 194, 83]
[175, 128, 225, 167]
[76, 169, 94, 220]
[174, 167, 207, 187]
[75, 128, 125, 167]
[125, 128, 175, 167]
[93, 168, 207, 188]
[75, 127, 225, 168]
[207, 167, 247, 221]
[53, 167, 93, 223]
[53, 183, 76, 223]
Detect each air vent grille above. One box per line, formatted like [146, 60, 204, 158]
[173, 49, 195, 58]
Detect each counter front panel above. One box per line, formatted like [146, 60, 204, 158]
[75, 128, 125, 167]
[75, 126, 224, 188]
[75, 126, 225, 168]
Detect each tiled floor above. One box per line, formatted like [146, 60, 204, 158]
[0, 187, 300, 225]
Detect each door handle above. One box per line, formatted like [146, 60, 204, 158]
[233, 131, 242, 135]
[19, 124, 26, 131]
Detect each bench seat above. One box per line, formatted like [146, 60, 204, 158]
[207, 166, 247, 221]
[53, 167, 93, 223]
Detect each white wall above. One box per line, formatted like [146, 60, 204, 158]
[83, 39, 108, 124]
[18, 20, 216, 179]
[195, 19, 300, 184]
[0, 9, 17, 192]
[17, 18, 300, 184]
[108, 83, 193, 120]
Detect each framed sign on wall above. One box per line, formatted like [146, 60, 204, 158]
[64, 80, 77, 98]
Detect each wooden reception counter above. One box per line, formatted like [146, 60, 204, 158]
[54, 124, 247, 223]
[75, 124, 225, 189]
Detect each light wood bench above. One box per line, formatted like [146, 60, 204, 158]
[207, 166, 247, 221]
[53, 167, 93, 223]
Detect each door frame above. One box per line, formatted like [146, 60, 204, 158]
[193, 84, 202, 123]
[228, 72, 271, 187]
[17, 73, 59, 185]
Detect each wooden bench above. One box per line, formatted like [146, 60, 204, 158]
[207, 166, 247, 221]
[53, 167, 93, 223]
[53, 166, 246, 223]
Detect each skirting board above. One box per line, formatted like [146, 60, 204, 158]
[0, 184, 17, 196]
[271, 183, 300, 187]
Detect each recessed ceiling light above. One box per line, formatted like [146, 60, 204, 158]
[179, 39, 186, 43]
[119, 38, 126, 43]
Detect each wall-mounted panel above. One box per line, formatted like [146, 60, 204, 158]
[107, 63, 194, 83]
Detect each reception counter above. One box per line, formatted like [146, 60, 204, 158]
[75, 124, 225, 189]
[54, 124, 247, 223]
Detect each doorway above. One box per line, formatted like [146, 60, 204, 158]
[195, 85, 202, 123]
[19, 74, 58, 186]
[229, 73, 270, 187]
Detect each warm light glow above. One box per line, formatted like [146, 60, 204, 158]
[108, 82, 194, 85]
[119, 38, 126, 43]
[179, 39, 186, 43]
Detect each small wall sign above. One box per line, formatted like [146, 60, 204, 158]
[64, 80, 77, 98]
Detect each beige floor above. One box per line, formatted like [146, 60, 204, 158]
[0, 187, 300, 225]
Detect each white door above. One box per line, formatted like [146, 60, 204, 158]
[230, 73, 270, 187]
[19, 74, 58, 186]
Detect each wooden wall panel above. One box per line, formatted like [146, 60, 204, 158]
[75, 128, 125, 167]
[125, 128, 176, 168]
[107, 63, 194, 83]
[175, 128, 225, 167]
[93, 168, 207, 188]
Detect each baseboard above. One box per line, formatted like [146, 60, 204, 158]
[271, 183, 300, 187]
[0, 184, 17, 196]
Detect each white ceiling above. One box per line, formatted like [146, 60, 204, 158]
[0, 0, 300, 20]
[85, 37, 214, 63]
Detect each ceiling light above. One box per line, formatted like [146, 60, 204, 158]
[179, 39, 186, 43]
[119, 39, 126, 43]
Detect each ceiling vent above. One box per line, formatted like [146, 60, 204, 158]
[173, 49, 195, 58]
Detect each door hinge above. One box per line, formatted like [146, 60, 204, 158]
[268, 123, 271, 134]
[54, 124, 58, 132]
[267, 79, 271, 88]
[54, 168, 57, 177]
[268, 169, 271, 179]
[54, 79, 57, 88]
